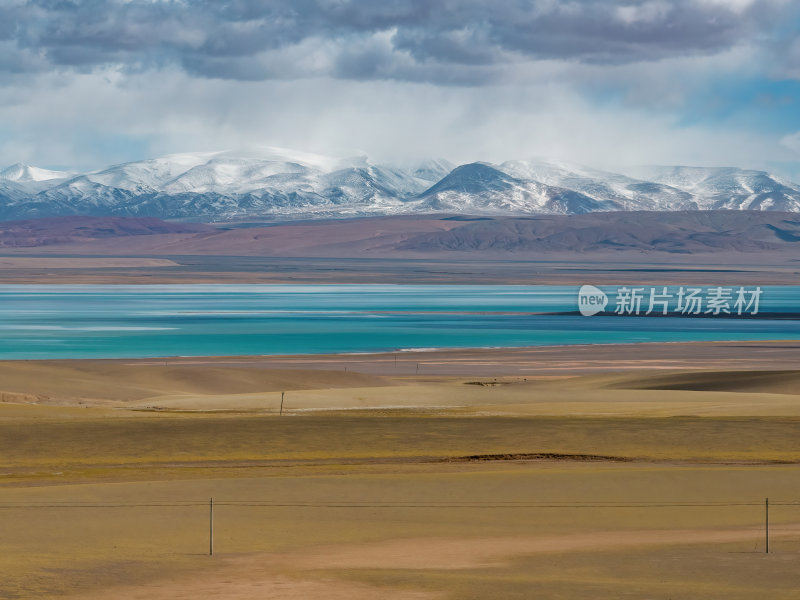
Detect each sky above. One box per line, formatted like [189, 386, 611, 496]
[1, 0, 800, 179]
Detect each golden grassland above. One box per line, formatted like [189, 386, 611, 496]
[2, 358, 800, 599]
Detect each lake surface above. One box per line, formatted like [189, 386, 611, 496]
[0, 284, 798, 359]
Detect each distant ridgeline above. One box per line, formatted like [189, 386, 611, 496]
[1, 149, 799, 221]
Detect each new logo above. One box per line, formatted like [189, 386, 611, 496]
[578, 285, 608, 316]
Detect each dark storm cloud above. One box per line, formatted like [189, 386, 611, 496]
[2, 0, 796, 82]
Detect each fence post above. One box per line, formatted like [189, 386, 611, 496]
[210, 497, 214, 556]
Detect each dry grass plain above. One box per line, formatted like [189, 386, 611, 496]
[2, 346, 800, 599]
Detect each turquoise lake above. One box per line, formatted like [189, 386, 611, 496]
[0, 284, 799, 359]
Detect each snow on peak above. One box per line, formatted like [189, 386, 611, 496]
[217, 147, 349, 173]
[1, 150, 799, 221]
[0, 163, 70, 182]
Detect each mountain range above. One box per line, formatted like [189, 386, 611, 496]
[1, 148, 799, 221]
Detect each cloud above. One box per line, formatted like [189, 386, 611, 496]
[0, 0, 795, 83]
[0, 65, 791, 175]
[782, 131, 800, 154]
[0, 0, 797, 180]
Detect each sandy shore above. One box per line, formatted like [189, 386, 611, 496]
[0, 340, 798, 414]
[115, 339, 800, 375]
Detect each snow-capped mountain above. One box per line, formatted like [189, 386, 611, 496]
[1, 149, 799, 221]
[0, 163, 72, 200]
[620, 166, 800, 211]
[397, 158, 456, 183]
[0, 149, 435, 220]
[416, 162, 612, 214]
[498, 160, 698, 211]
[0, 163, 70, 183]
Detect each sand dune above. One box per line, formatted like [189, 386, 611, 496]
[605, 370, 800, 395]
[0, 360, 388, 405]
[0, 343, 799, 415]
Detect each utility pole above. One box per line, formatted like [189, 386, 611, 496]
[209, 497, 214, 556]
[765, 497, 769, 554]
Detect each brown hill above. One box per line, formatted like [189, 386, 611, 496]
[0, 216, 214, 247]
[1, 211, 799, 257]
[393, 211, 800, 254]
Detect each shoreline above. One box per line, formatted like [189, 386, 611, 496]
[11, 339, 800, 375]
